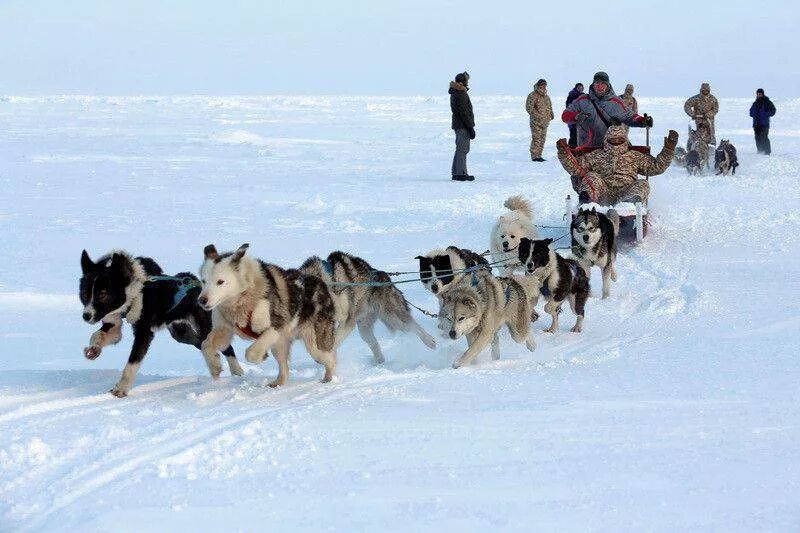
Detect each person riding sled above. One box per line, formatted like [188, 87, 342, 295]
[561, 71, 651, 149]
[556, 124, 679, 205]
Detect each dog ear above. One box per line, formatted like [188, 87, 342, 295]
[544, 238, 553, 246]
[204, 244, 219, 260]
[518, 237, 531, 260]
[80, 250, 94, 273]
[110, 253, 133, 280]
[232, 243, 250, 263]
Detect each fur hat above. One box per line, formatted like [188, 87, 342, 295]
[701, 82, 711, 93]
[624, 84, 634, 94]
[455, 72, 470, 84]
[536, 78, 547, 87]
[593, 71, 610, 83]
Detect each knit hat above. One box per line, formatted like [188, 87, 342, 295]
[455, 72, 469, 84]
[756, 88, 765, 95]
[593, 71, 610, 83]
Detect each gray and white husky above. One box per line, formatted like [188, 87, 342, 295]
[570, 207, 619, 298]
[198, 243, 337, 387]
[300, 251, 436, 363]
[438, 271, 539, 369]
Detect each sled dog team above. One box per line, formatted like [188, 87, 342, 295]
[80, 196, 621, 397]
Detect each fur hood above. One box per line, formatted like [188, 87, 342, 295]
[604, 124, 630, 155]
[449, 81, 467, 93]
[700, 82, 711, 95]
[623, 84, 634, 95]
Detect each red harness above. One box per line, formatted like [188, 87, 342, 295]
[236, 310, 259, 339]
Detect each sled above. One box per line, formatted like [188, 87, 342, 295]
[566, 144, 650, 243]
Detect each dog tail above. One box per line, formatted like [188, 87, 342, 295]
[504, 195, 532, 219]
[606, 209, 620, 236]
[370, 272, 413, 332]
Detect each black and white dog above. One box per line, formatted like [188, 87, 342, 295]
[714, 140, 739, 176]
[416, 246, 490, 295]
[80, 250, 242, 397]
[518, 238, 590, 333]
[570, 207, 619, 298]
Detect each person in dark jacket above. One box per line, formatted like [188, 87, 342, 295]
[562, 71, 650, 148]
[749, 88, 776, 155]
[449, 72, 475, 181]
[565, 83, 584, 148]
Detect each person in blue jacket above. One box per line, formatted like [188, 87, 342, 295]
[749, 88, 776, 155]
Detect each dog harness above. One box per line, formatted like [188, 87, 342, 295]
[145, 275, 202, 312]
[321, 259, 335, 276]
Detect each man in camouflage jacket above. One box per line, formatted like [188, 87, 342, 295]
[556, 124, 679, 205]
[684, 83, 719, 144]
[525, 79, 554, 161]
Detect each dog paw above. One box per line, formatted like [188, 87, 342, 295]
[526, 338, 537, 352]
[268, 378, 286, 388]
[570, 325, 583, 333]
[109, 386, 128, 398]
[543, 327, 556, 334]
[244, 345, 265, 364]
[227, 359, 245, 376]
[84, 346, 101, 360]
[452, 358, 464, 369]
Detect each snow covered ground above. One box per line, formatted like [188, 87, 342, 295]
[1, 94, 799, 531]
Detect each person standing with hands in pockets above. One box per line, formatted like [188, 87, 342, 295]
[449, 72, 475, 181]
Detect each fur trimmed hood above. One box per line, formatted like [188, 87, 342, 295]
[449, 81, 467, 93]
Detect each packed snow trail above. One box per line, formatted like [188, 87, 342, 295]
[1, 96, 799, 531]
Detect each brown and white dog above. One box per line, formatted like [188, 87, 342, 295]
[198, 244, 337, 387]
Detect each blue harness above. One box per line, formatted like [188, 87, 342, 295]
[146, 275, 202, 312]
[540, 284, 551, 297]
[321, 259, 335, 276]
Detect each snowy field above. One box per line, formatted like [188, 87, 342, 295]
[1, 94, 800, 531]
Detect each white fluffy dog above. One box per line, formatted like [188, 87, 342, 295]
[490, 195, 538, 275]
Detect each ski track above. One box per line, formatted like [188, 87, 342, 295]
[1, 95, 799, 530]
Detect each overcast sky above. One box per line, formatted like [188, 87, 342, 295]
[0, 0, 795, 97]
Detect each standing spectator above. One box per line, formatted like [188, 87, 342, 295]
[750, 88, 776, 155]
[449, 72, 475, 181]
[684, 83, 719, 145]
[620, 84, 638, 115]
[565, 83, 584, 148]
[562, 71, 649, 149]
[525, 79, 554, 162]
